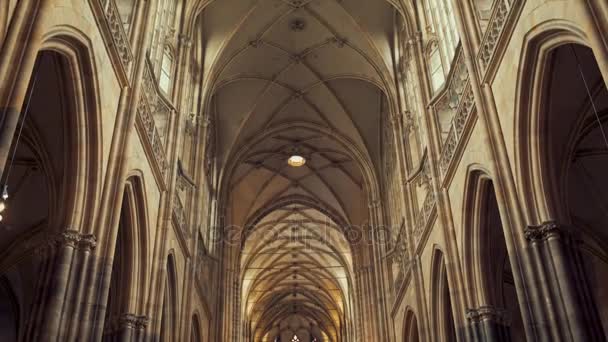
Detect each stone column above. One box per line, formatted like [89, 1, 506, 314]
[134, 315, 149, 342]
[23, 230, 97, 341]
[524, 221, 605, 341]
[368, 199, 394, 342]
[118, 313, 139, 341]
[63, 233, 97, 342]
[101, 313, 148, 342]
[466, 306, 510, 342]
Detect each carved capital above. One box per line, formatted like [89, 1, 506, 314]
[60, 230, 81, 248]
[466, 306, 510, 325]
[119, 313, 139, 329]
[525, 221, 562, 242]
[54, 230, 98, 251]
[135, 316, 150, 330]
[78, 234, 97, 251]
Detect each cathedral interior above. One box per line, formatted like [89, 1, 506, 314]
[1, 0, 608, 341]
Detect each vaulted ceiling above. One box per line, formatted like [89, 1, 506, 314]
[194, 0, 401, 340]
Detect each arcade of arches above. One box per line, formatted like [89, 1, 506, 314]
[1, 0, 608, 341]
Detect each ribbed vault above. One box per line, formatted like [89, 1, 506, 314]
[194, 0, 402, 340]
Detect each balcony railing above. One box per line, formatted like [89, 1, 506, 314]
[143, 59, 173, 141]
[413, 187, 436, 244]
[438, 86, 476, 175]
[428, 44, 478, 181]
[95, 0, 133, 76]
[135, 93, 169, 184]
[134, 60, 174, 187]
[172, 193, 188, 238]
[477, 0, 513, 70]
[477, 0, 525, 80]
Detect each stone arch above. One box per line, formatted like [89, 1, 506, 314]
[0, 32, 101, 268]
[515, 20, 608, 337]
[160, 252, 179, 342]
[402, 308, 419, 342]
[429, 247, 457, 342]
[38, 28, 103, 233]
[461, 165, 493, 306]
[0, 27, 103, 342]
[123, 173, 151, 312]
[191, 313, 202, 342]
[102, 175, 150, 339]
[462, 167, 524, 340]
[515, 21, 589, 223]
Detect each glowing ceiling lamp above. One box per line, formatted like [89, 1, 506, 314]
[287, 155, 306, 167]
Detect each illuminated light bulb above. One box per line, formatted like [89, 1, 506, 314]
[0, 214, 3, 222]
[0, 202, 5, 212]
[2, 185, 8, 200]
[287, 155, 306, 167]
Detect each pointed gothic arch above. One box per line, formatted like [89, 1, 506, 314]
[103, 175, 150, 339]
[430, 248, 457, 342]
[462, 168, 524, 339]
[191, 313, 202, 342]
[160, 253, 179, 342]
[515, 21, 608, 338]
[402, 309, 419, 342]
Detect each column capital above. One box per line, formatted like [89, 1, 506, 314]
[135, 315, 150, 330]
[119, 313, 139, 329]
[466, 306, 510, 325]
[60, 230, 81, 248]
[57, 230, 97, 251]
[525, 220, 564, 241]
[78, 234, 97, 251]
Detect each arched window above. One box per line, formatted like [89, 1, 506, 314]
[149, 0, 178, 70]
[428, 41, 445, 92]
[159, 47, 174, 93]
[422, 0, 459, 91]
[423, 0, 459, 62]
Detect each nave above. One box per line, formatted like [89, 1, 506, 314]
[1, 0, 608, 341]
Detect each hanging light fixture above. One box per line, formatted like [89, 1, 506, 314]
[287, 155, 306, 167]
[287, 144, 307, 167]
